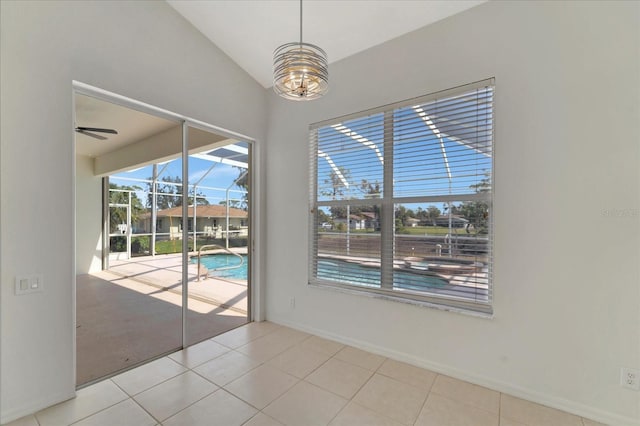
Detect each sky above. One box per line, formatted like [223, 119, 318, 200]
[111, 88, 493, 215]
[316, 93, 493, 205]
[110, 146, 249, 207]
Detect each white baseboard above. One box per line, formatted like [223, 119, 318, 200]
[268, 315, 639, 426]
[1, 390, 75, 425]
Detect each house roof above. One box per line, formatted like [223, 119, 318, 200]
[436, 215, 468, 223]
[359, 212, 377, 219]
[156, 205, 247, 218]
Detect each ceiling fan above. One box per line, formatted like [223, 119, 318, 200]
[75, 126, 118, 140]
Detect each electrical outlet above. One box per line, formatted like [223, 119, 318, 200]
[620, 368, 640, 390]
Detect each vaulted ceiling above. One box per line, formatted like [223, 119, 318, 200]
[167, 1, 485, 88]
[75, 1, 485, 159]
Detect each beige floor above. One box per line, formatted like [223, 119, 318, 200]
[10, 322, 606, 426]
[77, 252, 249, 385]
[76, 271, 247, 385]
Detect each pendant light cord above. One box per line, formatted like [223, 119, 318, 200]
[299, 0, 303, 46]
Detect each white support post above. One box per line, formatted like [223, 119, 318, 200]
[225, 190, 230, 249]
[127, 191, 132, 260]
[225, 170, 248, 250]
[192, 162, 217, 252]
[151, 164, 157, 256]
[193, 198, 197, 252]
[181, 122, 189, 348]
[346, 204, 350, 255]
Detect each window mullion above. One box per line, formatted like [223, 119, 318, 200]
[380, 111, 394, 290]
[309, 128, 319, 284]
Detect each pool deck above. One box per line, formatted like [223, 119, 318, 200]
[108, 252, 248, 313]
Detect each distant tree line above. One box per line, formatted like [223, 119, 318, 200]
[319, 167, 490, 235]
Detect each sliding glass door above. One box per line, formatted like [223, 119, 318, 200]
[75, 89, 252, 386]
[184, 124, 251, 346]
[75, 93, 185, 385]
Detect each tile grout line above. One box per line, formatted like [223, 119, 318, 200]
[166, 350, 261, 423]
[411, 373, 438, 426]
[214, 348, 267, 386]
[114, 365, 217, 425]
[109, 378, 161, 425]
[153, 323, 286, 423]
[318, 349, 384, 426]
[62, 380, 130, 426]
[259, 337, 431, 424]
[262, 340, 374, 402]
[117, 365, 187, 398]
[157, 385, 220, 425]
[168, 344, 232, 370]
[428, 384, 500, 419]
[266, 341, 337, 379]
[220, 361, 302, 413]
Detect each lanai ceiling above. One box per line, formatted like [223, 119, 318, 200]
[75, 94, 179, 158]
[74, 94, 245, 175]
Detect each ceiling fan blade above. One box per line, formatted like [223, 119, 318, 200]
[75, 126, 118, 134]
[76, 130, 107, 140]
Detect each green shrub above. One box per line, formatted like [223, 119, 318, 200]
[110, 236, 126, 252]
[131, 236, 150, 254]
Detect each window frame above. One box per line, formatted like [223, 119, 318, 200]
[308, 79, 494, 316]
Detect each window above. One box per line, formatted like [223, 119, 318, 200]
[179, 218, 193, 232]
[309, 79, 494, 315]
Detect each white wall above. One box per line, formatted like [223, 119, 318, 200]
[265, 2, 640, 425]
[0, 1, 267, 422]
[75, 155, 102, 275]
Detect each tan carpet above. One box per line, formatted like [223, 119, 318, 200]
[76, 273, 247, 385]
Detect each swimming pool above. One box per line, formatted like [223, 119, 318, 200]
[317, 259, 449, 291]
[193, 254, 248, 280]
[195, 255, 450, 288]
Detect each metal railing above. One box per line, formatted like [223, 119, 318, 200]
[196, 244, 245, 281]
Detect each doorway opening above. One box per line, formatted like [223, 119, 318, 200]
[74, 88, 253, 386]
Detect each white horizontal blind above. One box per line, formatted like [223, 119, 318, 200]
[309, 79, 494, 314]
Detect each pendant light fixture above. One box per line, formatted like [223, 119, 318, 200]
[273, 0, 328, 101]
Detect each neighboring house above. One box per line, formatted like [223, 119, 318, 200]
[136, 205, 248, 239]
[334, 214, 367, 230]
[434, 215, 469, 228]
[405, 217, 420, 227]
[359, 211, 380, 230]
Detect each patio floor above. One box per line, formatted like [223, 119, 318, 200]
[76, 253, 249, 386]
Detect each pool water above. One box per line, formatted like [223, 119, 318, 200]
[193, 254, 248, 280]
[195, 255, 450, 287]
[317, 259, 449, 291]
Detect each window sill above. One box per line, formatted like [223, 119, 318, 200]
[308, 279, 494, 319]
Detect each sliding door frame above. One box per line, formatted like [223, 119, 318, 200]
[72, 81, 260, 376]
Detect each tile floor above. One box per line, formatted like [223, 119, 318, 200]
[6, 322, 607, 426]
